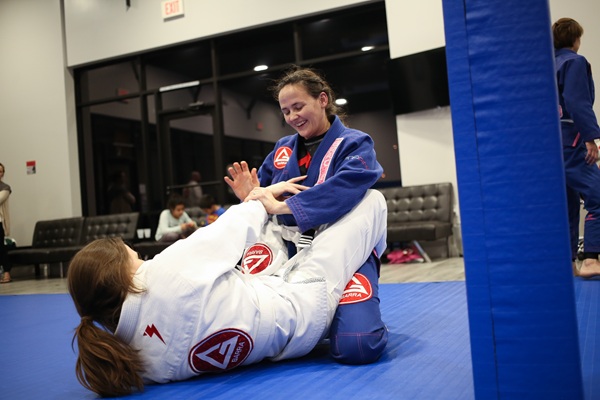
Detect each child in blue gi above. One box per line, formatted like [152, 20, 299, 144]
[553, 18, 600, 278]
[226, 66, 388, 363]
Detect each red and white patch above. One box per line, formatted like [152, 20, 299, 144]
[241, 243, 273, 275]
[274, 146, 292, 169]
[188, 328, 253, 373]
[339, 273, 373, 304]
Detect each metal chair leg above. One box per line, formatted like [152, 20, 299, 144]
[411, 240, 432, 263]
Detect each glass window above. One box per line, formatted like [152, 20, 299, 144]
[78, 60, 140, 103]
[144, 41, 212, 91]
[312, 51, 392, 114]
[215, 24, 295, 76]
[298, 3, 388, 60]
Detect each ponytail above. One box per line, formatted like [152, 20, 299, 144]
[74, 317, 144, 397]
[68, 237, 146, 397]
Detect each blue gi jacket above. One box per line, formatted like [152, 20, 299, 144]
[258, 116, 383, 233]
[555, 48, 600, 145]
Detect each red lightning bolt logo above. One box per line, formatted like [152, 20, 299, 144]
[143, 324, 166, 344]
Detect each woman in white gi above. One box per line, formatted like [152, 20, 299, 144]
[67, 180, 387, 397]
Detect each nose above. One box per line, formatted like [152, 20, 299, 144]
[287, 110, 298, 123]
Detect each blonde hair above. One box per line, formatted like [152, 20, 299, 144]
[68, 237, 145, 397]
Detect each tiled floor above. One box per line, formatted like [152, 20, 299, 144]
[0, 257, 466, 296]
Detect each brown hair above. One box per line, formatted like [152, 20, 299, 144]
[270, 65, 347, 122]
[67, 237, 145, 397]
[166, 193, 185, 211]
[552, 18, 583, 49]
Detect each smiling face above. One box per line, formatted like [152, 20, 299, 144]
[278, 84, 331, 140]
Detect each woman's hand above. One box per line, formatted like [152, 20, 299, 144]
[585, 141, 599, 165]
[245, 187, 291, 215]
[245, 176, 308, 214]
[266, 176, 308, 199]
[224, 161, 260, 201]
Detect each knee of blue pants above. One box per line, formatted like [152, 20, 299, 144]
[329, 253, 388, 364]
[330, 315, 388, 364]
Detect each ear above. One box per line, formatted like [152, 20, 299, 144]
[319, 92, 329, 108]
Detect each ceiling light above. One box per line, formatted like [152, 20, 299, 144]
[254, 65, 268, 72]
[335, 98, 348, 105]
[361, 46, 375, 52]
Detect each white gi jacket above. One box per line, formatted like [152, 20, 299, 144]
[115, 201, 328, 383]
[115, 191, 387, 384]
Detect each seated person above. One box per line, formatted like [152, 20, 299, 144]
[67, 184, 387, 397]
[155, 194, 197, 242]
[199, 194, 226, 224]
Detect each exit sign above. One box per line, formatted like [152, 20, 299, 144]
[162, 0, 184, 19]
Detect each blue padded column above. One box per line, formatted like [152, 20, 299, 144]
[441, 1, 584, 398]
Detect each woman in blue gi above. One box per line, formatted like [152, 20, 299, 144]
[226, 66, 388, 363]
[553, 18, 600, 278]
[68, 183, 387, 397]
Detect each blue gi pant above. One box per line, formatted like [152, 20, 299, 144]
[563, 142, 600, 255]
[329, 252, 388, 364]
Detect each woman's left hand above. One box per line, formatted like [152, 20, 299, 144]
[245, 187, 291, 215]
[266, 175, 308, 200]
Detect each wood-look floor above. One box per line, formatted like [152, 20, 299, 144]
[0, 257, 466, 296]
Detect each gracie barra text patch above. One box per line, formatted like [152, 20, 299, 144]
[274, 146, 292, 169]
[241, 243, 273, 274]
[188, 328, 253, 373]
[339, 272, 373, 304]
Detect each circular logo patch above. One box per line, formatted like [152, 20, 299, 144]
[241, 243, 273, 275]
[339, 272, 373, 304]
[188, 328, 253, 373]
[274, 146, 292, 169]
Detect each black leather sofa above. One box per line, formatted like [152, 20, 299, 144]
[8, 212, 139, 277]
[377, 182, 455, 260]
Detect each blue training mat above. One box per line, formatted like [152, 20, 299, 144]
[0, 282, 471, 400]
[0, 280, 597, 399]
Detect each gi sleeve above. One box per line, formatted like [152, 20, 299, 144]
[161, 200, 268, 282]
[562, 57, 600, 142]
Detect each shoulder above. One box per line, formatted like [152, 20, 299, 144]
[330, 116, 371, 141]
[0, 182, 11, 192]
[159, 209, 170, 218]
[274, 134, 298, 147]
[557, 49, 588, 68]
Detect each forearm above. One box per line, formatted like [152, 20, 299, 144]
[0, 190, 9, 206]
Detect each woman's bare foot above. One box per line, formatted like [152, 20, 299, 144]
[578, 258, 600, 278]
[0, 271, 11, 283]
